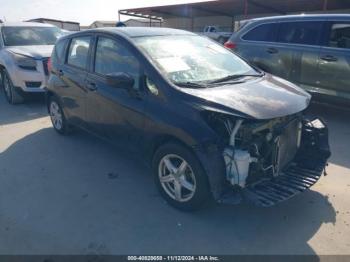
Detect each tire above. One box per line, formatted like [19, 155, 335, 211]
[1, 69, 24, 104]
[48, 96, 71, 135]
[152, 142, 211, 211]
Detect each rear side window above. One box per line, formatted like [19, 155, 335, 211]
[328, 22, 350, 49]
[277, 21, 322, 46]
[242, 23, 277, 42]
[67, 36, 91, 69]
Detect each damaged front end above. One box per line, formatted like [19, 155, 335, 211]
[204, 112, 331, 207]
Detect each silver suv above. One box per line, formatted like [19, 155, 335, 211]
[0, 22, 62, 104]
[225, 14, 350, 105]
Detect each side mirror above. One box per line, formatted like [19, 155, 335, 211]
[106, 72, 135, 89]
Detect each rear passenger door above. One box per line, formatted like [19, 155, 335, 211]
[276, 21, 324, 89]
[317, 21, 350, 100]
[235, 22, 283, 76]
[60, 35, 92, 126]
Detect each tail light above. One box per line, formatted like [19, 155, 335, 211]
[224, 41, 237, 50]
[47, 57, 52, 73]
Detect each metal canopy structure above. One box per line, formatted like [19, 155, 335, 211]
[119, 0, 350, 22]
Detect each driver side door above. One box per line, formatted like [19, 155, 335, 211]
[85, 35, 146, 151]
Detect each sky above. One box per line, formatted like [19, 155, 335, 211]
[0, 0, 207, 26]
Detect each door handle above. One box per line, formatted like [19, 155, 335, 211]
[320, 55, 338, 62]
[267, 47, 278, 54]
[86, 82, 97, 91]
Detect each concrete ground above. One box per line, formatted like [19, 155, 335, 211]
[0, 90, 349, 256]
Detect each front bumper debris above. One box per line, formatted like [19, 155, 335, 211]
[218, 117, 331, 207]
[244, 160, 326, 207]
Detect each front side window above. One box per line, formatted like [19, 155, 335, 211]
[328, 22, 350, 49]
[134, 35, 255, 85]
[242, 23, 277, 42]
[67, 36, 91, 69]
[94, 37, 140, 89]
[277, 21, 322, 46]
[2, 26, 62, 46]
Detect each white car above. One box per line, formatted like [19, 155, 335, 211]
[0, 22, 63, 104]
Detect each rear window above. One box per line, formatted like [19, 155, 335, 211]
[67, 36, 91, 69]
[242, 23, 277, 42]
[277, 21, 322, 46]
[2, 26, 62, 46]
[328, 22, 350, 49]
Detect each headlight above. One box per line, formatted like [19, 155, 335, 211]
[12, 53, 37, 70]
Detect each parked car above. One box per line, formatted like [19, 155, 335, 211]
[225, 14, 350, 104]
[47, 27, 330, 210]
[0, 22, 62, 104]
[202, 26, 232, 44]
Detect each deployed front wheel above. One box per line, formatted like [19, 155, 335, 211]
[1, 69, 24, 104]
[153, 142, 211, 211]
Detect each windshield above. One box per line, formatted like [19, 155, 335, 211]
[134, 35, 256, 85]
[2, 26, 62, 46]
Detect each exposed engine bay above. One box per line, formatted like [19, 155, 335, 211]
[205, 112, 330, 193]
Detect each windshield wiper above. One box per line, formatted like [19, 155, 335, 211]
[174, 81, 207, 89]
[209, 73, 264, 84]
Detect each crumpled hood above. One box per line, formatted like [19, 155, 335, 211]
[6, 45, 54, 59]
[181, 74, 311, 120]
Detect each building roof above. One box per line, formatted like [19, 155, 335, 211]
[119, 0, 350, 20]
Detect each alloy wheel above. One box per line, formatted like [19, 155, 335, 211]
[3, 74, 11, 101]
[50, 101, 63, 130]
[158, 154, 197, 202]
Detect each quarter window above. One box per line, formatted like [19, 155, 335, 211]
[277, 22, 322, 46]
[67, 36, 91, 69]
[328, 23, 350, 49]
[53, 39, 67, 64]
[242, 23, 277, 42]
[94, 37, 140, 89]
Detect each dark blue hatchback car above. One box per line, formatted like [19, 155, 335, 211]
[46, 27, 330, 210]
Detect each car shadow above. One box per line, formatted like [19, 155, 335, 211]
[0, 127, 336, 255]
[0, 88, 47, 126]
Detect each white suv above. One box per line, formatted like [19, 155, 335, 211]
[0, 22, 62, 104]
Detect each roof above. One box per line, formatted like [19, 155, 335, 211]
[250, 13, 350, 22]
[124, 18, 157, 24]
[0, 21, 55, 27]
[27, 18, 80, 25]
[64, 27, 195, 39]
[99, 27, 195, 37]
[92, 20, 118, 24]
[119, 0, 350, 19]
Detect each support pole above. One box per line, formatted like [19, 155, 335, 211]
[231, 16, 235, 32]
[323, 0, 328, 11]
[191, 7, 194, 32]
[244, 0, 248, 19]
